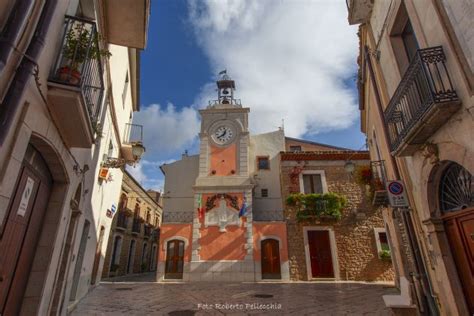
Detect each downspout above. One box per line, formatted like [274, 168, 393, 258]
[364, 45, 439, 315]
[0, 0, 58, 145]
[0, 0, 35, 72]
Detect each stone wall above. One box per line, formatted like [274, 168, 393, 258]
[281, 161, 395, 281]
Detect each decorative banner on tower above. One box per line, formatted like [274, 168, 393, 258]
[239, 197, 247, 218]
[197, 194, 204, 219]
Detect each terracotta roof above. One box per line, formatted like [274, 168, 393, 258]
[280, 150, 370, 161]
[284, 137, 351, 151]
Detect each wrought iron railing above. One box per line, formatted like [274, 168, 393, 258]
[49, 15, 105, 127]
[123, 123, 143, 144]
[384, 46, 459, 152]
[144, 224, 152, 237]
[370, 160, 387, 190]
[208, 99, 242, 107]
[116, 212, 128, 229]
[132, 218, 141, 234]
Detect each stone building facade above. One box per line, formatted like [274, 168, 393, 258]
[348, 0, 474, 314]
[280, 147, 394, 282]
[102, 171, 162, 278]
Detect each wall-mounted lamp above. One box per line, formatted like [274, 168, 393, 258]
[344, 161, 356, 173]
[101, 142, 146, 168]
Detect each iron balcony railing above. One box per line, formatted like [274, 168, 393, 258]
[384, 46, 459, 153]
[370, 160, 389, 206]
[124, 123, 143, 145]
[116, 212, 128, 229]
[49, 15, 105, 126]
[132, 218, 141, 234]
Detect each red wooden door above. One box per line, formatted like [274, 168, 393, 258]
[444, 209, 474, 313]
[0, 152, 52, 315]
[261, 239, 281, 279]
[165, 240, 184, 279]
[307, 230, 334, 278]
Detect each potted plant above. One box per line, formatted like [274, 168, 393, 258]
[58, 22, 111, 84]
[379, 249, 392, 261]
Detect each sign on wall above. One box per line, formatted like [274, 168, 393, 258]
[17, 177, 35, 217]
[386, 180, 409, 208]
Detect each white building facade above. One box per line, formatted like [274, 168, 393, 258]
[0, 0, 149, 314]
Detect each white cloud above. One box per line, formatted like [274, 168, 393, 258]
[133, 103, 200, 160]
[188, 0, 359, 137]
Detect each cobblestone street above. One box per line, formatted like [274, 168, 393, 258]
[71, 273, 397, 315]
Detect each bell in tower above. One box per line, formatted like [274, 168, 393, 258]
[216, 70, 238, 106]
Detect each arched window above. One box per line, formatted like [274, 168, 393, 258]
[118, 193, 128, 212]
[438, 163, 473, 213]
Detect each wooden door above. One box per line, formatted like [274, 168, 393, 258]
[307, 230, 334, 278]
[0, 148, 52, 315]
[69, 220, 90, 301]
[261, 239, 281, 279]
[444, 209, 474, 313]
[165, 240, 184, 279]
[91, 226, 105, 284]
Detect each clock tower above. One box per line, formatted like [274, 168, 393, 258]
[190, 72, 255, 279]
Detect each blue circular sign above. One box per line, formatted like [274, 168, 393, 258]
[388, 182, 403, 195]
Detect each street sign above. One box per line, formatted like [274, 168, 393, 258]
[386, 180, 409, 208]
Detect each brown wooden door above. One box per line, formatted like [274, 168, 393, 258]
[0, 150, 52, 315]
[165, 240, 184, 279]
[307, 230, 334, 278]
[91, 226, 105, 284]
[444, 209, 474, 313]
[261, 239, 281, 279]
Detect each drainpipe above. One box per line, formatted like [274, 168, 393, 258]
[0, 0, 58, 145]
[0, 0, 35, 72]
[364, 45, 439, 315]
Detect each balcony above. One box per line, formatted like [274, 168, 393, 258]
[116, 212, 128, 230]
[131, 218, 141, 235]
[346, 0, 374, 25]
[121, 123, 144, 162]
[371, 160, 389, 207]
[47, 15, 105, 148]
[103, 0, 150, 49]
[384, 46, 461, 156]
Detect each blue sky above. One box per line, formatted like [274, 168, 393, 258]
[128, 0, 365, 190]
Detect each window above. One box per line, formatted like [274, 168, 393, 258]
[257, 156, 270, 170]
[374, 228, 391, 258]
[389, 2, 419, 74]
[261, 189, 268, 197]
[146, 210, 151, 223]
[302, 174, 323, 194]
[289, 145, 302, 152]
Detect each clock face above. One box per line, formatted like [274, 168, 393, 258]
[212, 125, 234, 145]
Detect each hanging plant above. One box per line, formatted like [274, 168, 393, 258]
[286, 192, 347, 221]
[354, 165, 373, 186]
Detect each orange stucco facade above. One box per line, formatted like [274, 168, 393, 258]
[159, 224, 193, 262]
[210, 144, 237, 175]
[252, 222, 289, 262]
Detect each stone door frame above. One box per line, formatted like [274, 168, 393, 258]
[303, 226, 339, 280]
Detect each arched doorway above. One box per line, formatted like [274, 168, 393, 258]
[261, 239, 281, 279]
[165, 240, 184, 279]
[436, 162, 473, 313]
[0, 144, 52, 315]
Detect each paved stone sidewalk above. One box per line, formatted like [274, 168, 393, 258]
[72, 273, 397, 315]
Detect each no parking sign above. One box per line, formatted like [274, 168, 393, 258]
[386, 180, 409, 207]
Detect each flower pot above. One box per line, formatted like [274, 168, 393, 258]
[57, 66, 81, 85]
